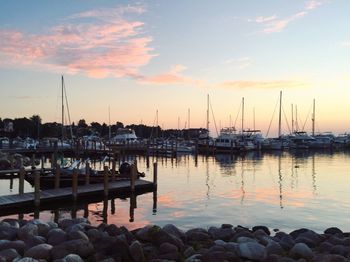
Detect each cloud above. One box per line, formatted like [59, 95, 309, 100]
[216, 80, 309, 89]
[0, 5, 155, 78]
[138, 64, 205, 86]
[252, 0, 325, 34]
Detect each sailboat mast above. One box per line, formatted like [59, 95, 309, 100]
[241, 97, 244, 134]
[278, 91, 282, 138]
[312, 99, 315, 136]
[108, 106, 111, 142]
[291, 104, 294, 134]
[206, 94, 209, 134]
[61, 75, 64, 141]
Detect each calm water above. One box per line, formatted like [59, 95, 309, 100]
[1, 150, 350, 233]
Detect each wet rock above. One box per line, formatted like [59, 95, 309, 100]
[266, 241, 284, 256]
[237, 236, 257, 243]
[62, 254, 84, 262]
[238, 241, 266, 261]
[289, 243, 313, 260]
[295, 236, 317, 248]
[24, 243, 52, 260]
[221, 224, 233, 229]
[279, 234, 295, 251]
[290, 228, 309, 239]
[37, 223, 51, 238]
[24, 235, 46, 249]
[1, 219, 20, 229]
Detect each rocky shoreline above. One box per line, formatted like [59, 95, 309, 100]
[0, 218, 349, 261]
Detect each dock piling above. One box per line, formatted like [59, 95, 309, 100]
[72, 168, 78, 201]
[55, 164, 61, 189]
[85, 162, 90, 185]
[103, 166, 109, 197]
[34, 169, 40, 206]
[111, 159, 116, 181]
[153, 162, 158, 187]
[19, 166, 25, 195]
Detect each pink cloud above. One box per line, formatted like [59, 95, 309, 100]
[0, 5, 155, 78]
[253, 0, 324, 34]
[139, 64, 205, 86]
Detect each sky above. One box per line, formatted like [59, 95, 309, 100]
[0, 0, 350, 137]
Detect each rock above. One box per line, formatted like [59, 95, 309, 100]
[237, 236, 257, 243]
[295, 236, 317, 248]
[17, 224, 38, 241]
[312, 254, 348, 262]
[318, 241, 333, 253]
[201, 250, 237, 262]
[0, 248, 21, 261]
[186, 228, 211, 244]
[159, 242, 178, 254]
[135, 225, 154, 242]
[91, 236, 129, 261]
[208, 226, 234, 241]
[129, 240, 144, 262]
[119, 226, 135, 244]
[185, 254, 202, 262]
[37, 223, 51, 238]
[104, 224, 121, 237]
[279, 234, 295, 251]
[297, 229, 323, 245]
[63, 254, 84, 262]
[58, 219, 74, 230]
[0, 225, 18, 240]
[86, 228, 104, 243]
[289, 243, 314, 260]
[238, 241, 266, 261]
[14, 258, 40, 262]
[184, 246, 196, 258]
[330, 245, 350, 256]
[231, 230, 255, 242]
[1, 219, 20, 229]
[0, 240, 25, 255]
[51, 239, 94, 260]
[324, 227, 343, 236]
[67, 230, 89, 241]
[47, 228, 67, 246]
[289, 228, 309, 239]
[221, 224, 233, 229]
[24, 236, 46, 249]
[142, 243, 159, 261]
[24, 243, 52, 260]
[266, 241, 284, 256]
[163, 224, 186, 241]
[253, 226, 271, 236]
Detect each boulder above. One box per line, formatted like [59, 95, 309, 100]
[24, 243, 52, 260]
[129, 240, 144, 262]
[289, 243, 314, 260]
[238, 241, 266, 261]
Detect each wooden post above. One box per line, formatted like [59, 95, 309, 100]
[31, 154, 35, 169]
[72, 168, 78, 201]
[34, 170, 40, 207]
[130, 164, 136, 192]
[55, 164, 61, 189]
[153, 162, 158, 187]
[85, 162, 90, 185]
[41, 156, 45, 174]
[19, 166, 25, 195]
[51, 153, 55, 168]
[103, 166, 109, 197]
[111, 159, 116, 181]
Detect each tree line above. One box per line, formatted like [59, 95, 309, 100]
[0, 115, 205, 140]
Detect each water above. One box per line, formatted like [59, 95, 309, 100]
[1, 150, 350, 233]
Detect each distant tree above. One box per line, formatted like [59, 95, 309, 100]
[78, 119, 88, 128]
[30, 115, 42, 139]
[90, 122, 102, 134]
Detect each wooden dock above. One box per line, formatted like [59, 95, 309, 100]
[0, 179, 156, 216]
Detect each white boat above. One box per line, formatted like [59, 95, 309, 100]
[110, 128, 139, 144]
[214, 127, 240, 152]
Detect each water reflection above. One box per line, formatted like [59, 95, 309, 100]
[1, 150, 350, 232]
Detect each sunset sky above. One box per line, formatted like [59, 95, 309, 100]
[1, 0, 349, 137]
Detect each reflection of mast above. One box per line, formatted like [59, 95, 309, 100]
[240, 158, 245, 205]
[278, 154, 283, 209]
[205, 157, 210, 201]
[312, 154, 317, 195]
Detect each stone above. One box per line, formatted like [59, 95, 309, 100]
[17, 224, 38, 241]
[24, 243, 52, 260]
[104, 224, 121, 237]
[37, 223, 51, 238]
[135, 225, 154, 242]
[184, 246, 196, 258]
[312, 254, 348, 262]
[86, 228, 104, 242]
[119, 226, 135, 244]
[63, 254, 84, 262]
[279, 234, 295, 251]
[237, 236, 258, 243]
[0, 225, 18, 240]
[129, 240, 144, 262]
[51, 239, 94, 260]
[295, 236, 317, 248]
[67, 230, 89, 241]
[0, 248, 21, 261]
[14, 258, 40, 262]
[289, 228, 309, 239]
[0, 240, 25, 255]
[159, 242, 178, 254]
[47, 228, 67, 246]
[266, 241, 284, 256]
[221, 224, 233, 229]
[289, 243, 313, 260]
[330, 245, 350, 256]
[253, 226, 271, 236]
[185, 254, 202, 262]
[163, 224, 186, 241]
[324, 227, 343, 236]
[318, 241, 333, 253]
[238, 241, 267, 261]
[208, 226, 234, 241]
[24, 236, 46, 249]
[1, 219, 20, 229]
